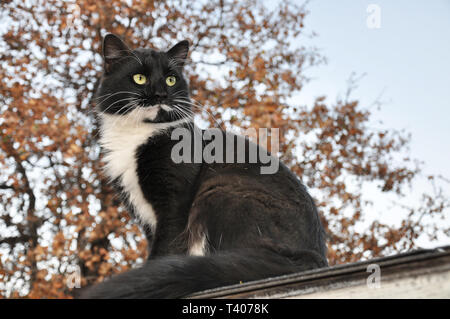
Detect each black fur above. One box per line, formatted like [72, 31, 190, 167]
[82, 34, 328, 299]
[82, 248, 325, 299]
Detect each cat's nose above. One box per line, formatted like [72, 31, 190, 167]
[154, 91, 168, 103]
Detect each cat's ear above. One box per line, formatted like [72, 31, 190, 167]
[167, 40, 190, 67]
[102, 34, 132, 73]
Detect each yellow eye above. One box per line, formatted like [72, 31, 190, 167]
[133, 74, 147, 85]
[166, 76, 176, 86]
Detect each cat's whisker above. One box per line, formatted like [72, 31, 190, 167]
[173, 98, 223, 129]
[172, 91, 190, 99]
[172, 103, 194, 116]
[171, 104, 195, 132]
[170, 107, 183, 124]
[106, 97, 138, 109]
[133, 104, 140, 127]
[172, 99, 201, 120]
[111, 109, 131, 130]
[92, 100, 139, 140]
[121, 104, 135, 127]
[171, 90, 189, 98]
[95, 91, 141, 110]
[97, 97, 138, 118]
[109, 100, 140, 129]
[137, 104, 146, 126]
[96, 90, 141, 103]
[93, 93, 112, 101]
[171, 106, 187, 123]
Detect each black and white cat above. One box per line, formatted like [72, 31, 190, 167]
[82, 34, 328, 298]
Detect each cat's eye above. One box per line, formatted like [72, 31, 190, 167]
[166, 76, 176, 87]
[133, 74, 147, 85]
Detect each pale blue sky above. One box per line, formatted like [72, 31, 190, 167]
[294, 0, 450, 247]
[299, 0, 450, 179]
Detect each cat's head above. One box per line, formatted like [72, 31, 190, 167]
[95, 34, 192, 124]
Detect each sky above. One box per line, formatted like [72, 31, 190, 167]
[292, 0, 450, 247]
[299, 0, 450, 178]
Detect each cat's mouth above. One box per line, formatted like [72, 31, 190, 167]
[127, 101, 190, 124]
[138, 103, 167, 121]
[156, 104, 173, 112]
[138, 103, 179, 124]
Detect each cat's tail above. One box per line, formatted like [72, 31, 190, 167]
[80, 248, 327, 299]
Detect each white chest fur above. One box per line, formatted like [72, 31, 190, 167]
[99, 109, 185, 231]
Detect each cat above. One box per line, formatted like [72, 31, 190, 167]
[81, 34, 328, 298]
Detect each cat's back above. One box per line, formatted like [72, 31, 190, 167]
[187, 130, 326, 255]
